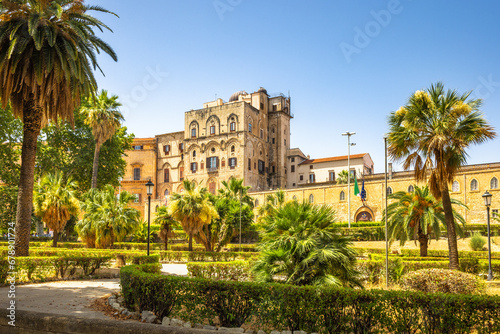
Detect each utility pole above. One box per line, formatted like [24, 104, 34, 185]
[342, 132, 356, 228]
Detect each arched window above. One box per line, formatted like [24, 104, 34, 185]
[470, 179, 478, 191]
[491, 177, 499, 189]
[231, 145, 235, 153]
[340, 191, 345, 201]
[155, 205, 159, 212]
[292, 195, 297, 201]
[191, 128, 196, 138]
[387, 187, 393, 196]
[193, 150, 196, 158]
[452, 181, 460, 192]
[164, 189, 170, 197]
[309, 194, 314, 203]
[255, 199, 259, 207]
[408, 185, 414, 193]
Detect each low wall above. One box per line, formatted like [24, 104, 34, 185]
[0, 310, 230, 334]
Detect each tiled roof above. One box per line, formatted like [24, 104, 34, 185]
[299, 153, 367, 165]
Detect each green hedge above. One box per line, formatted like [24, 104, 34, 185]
[401, 249, 500, 259]
[333, 221, 384, 228]
[187, 260, 253, 281]
[121, 264, 500, 333]
[339, 226, 385, 241]
[159, 251, 258, 263]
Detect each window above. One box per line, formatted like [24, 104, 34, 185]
[470, 179, 478, 191]
[201, 161, 204, 170]
[491, 177, 499, 189]
[387, 187, 393, 196]
[191, 128, 196, 138]
[299, 175, 304, 181]
[272, 127, 275, 133]
[221, 159, 225, 168]
[230, 122, 236, 132]
[254, 162, 256, 169]
[309, 194, 314, 203]
[272, 166, 275, 173]
[133, 168, 141, 181]
[452, 181, 459, 192]
[309, 174, 315, 183]
[492, 209, 498, 218]
[260, 103, 264, 110]
[231, 145, 235, 153]
[229, 158, 237, 169]
[179, 143, 184, 152]
[340, 191, 345, 201]
[260, 129, 263, 139]
[408, 185, 414, 193]
[258, 160, 265, 174]
[310, 165, 313, 169]
[133, 145, 143, 150]
[209, 182, 216, 195]
[207, 157, 218, 170]
[248, 123, 252, 133]
[164, 189, 170, 197]
[291, 165, 295, 173]
[255, 199, 259, 207]
[164, 169, 170, 183]
[273, 104, 277, 111]
[291, 157, 295, 162]
[248, 158, 251, 171]
[191, 162, 197, 173]
[292, 183, 296, 187]
[164, 145, 170, 155]
[180, 167, 184, 180]
[272, 138, 275, 144]
[329, 171, 335, 182]
[210, 125, 215, 135]
[284, 139, 286, 146]
[193, 150, 196, 158]
[292, 195, 297, 201]
[211, 147, 215, 153]
[133, 194, 140, 203]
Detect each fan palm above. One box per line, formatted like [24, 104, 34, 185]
[253, 201, 361, 287]
[257, 189, 286, 223]
[81, 90, 123, 188]
[335, 170, 354, 185]
[387, 82, 496, 269]
[77, 185, 139, 248]
[383, 185, 467, 256]
[33, 172, 79, 247]
[0, 0, 117, 255]
[168, 179, 218, 251]
[153, 206, 179, 250]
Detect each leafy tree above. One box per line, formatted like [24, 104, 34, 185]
[383, 185, 466, 256]
[77, 185, 140, 248]
[335, 170, 355, 184]
[387, 82, 496, 269]
[0, 0, 117, 255]
[33, 172, 80, 247]
[253, 201, 362, 287]
[37, 106, 132, 196]
[153, 206, 179, 250]
[80, 90, 123, 188]
[168, 180, 218, 251]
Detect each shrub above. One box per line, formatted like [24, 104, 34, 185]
[187, 261, 253, 281]
[470, 233, 487, 251]
[400, 268, 486, 294]
[131, 255, 160, 265]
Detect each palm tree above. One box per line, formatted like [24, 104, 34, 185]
[383, 185, 467, 256]
[257, 189, 286, 223]
[336, 170, 354, 184]
[77, 185, 139, 248]
[387, 82, 496, 269]
[81, 90, 123, 188]
[33, 172, 79, 247]
[168, 179, 218, 251]
[218, 178, 253, 205]
[153, 206, 179, 250]
[253, 201, 361, 287]
[0, 0, 117, 256]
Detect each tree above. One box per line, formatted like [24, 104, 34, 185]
[168, 180, 218, 251]
[81, 90, 123, 188]
[37, 105, 132, 196]
[33, 172, 79, 247]
[387, 82, 496, 269]
[77, 185, 140, 248]
[335, 170, 354, 185]
[0, 0, 118, 256]
[253, 201, 362, 287]
[383, 185, 466, 256]
[153, 206, 179, 250]
[257, 189, 286, 223]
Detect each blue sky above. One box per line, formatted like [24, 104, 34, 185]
[91, 0, 500, 174]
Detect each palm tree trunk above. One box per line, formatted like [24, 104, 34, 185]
[91, 141, 102, 189]
[15, 100, 43, 257]
[52, 230, 59, 247]
[188, 233, 193, 251]
[442, 186, 459, 269]
[418, 232, 429, 257]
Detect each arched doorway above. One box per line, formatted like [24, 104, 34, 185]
[354, 206, 374, 222]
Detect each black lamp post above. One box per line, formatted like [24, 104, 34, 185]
[146, 180, 154, 256]
[483, 190, 493, 281]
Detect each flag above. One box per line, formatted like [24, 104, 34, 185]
[361, 178, 367, 201]
[354, 177, 360, 198]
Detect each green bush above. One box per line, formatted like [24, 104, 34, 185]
[121, 264, 500, 333]
[401, 248, 500, 259]
[131, 255, 160, 265]
[159, 251, 258, 263]
[401, 268, 486, 294]
[470, 233, 487, 251]
[187, 261, 253, 281]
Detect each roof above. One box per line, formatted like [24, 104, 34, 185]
[299, 153, 368, 165]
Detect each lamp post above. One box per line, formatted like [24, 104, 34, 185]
[145, 180, 154, 256]
[342, 132, 356, 228]
[239, 190, 242, 253]
[384, 136, 389, 288]
[483, 190, 493, 281]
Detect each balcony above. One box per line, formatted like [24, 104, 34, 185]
[207, 167, 218, 173]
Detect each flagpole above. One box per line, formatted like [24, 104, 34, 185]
[342, 132, 356, 228]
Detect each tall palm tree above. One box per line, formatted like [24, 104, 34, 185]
[168, 179, 218, 251]
[77, 185, 139, 248]
[0, 0, 117, 255]
[33, 172, 79, 247]
[253, 201, 361, 287]
[387, 82, 496, 269]
[218, 178, 253, 206]
[383, 185, 467, 256]
[153, 206, 179, 250]
[81, 90, 123, 188]
[335, 170, 354, 185]
[257, 189, 286, 223]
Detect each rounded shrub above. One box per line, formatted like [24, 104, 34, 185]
[470, 232, 486, 251]
[400, 268, 485, 295]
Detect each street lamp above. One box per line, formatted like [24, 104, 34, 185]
[342, 131, 356, 228]
[145, 180, 154, 256]
[384, 135, 389, 288]
[483, 190, 493, 281]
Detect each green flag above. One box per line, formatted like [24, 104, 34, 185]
[354, 177, 360, 197]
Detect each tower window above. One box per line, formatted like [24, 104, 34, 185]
[210, 125, 215, 135]
[191, 128, 196, 138]
[133, 168, 141, 181]
[230, 122, 236, 131]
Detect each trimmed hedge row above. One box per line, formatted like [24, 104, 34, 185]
[401, 249, 500, 259]
[159, 251, 258, 263]
[339, 226, 385, 241]
[121, 264, 500, 333]
[333, 221, 384, 228]
[187, 260, 253, 281]
[169, 244, 258, 252]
